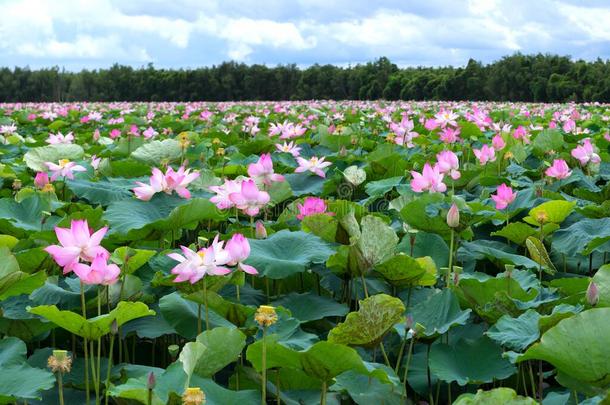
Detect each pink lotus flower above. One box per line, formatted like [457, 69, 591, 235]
[91, 155, 101, 170]
[255, 220, 267, 239]
[492, 134, 506, 150]
[229, 179, 270, 216]
[248, 153, 284, 185]
[109, 129, 121, 139]
[143, 127, 158, 139]
[209, 179, 243, 210]
[571, 138, 601, 167]
[410, 163, 447, 193]
[133, 166, 199, 201]
[46, 159, 87, 181]
[436, 150, 461, 180]
[34, 172, 50, 189]
[390, 117, 418, 147]
[72, 253, 120, 285]
[225, 233, 258, 274]
[45, 219, 109, 273]
[275, 141, 301, 157]
[164, 166, 200, 199]
[424, 118, 439, 131]
[46, 132, 74, 145]
[439, 127, 461, 144]
[545, 159, 572, 180]
[473, 144, 496, 165]
[296, 197, 333, 220]
[168, 241, 231, 284]
[491, 184, 516, 210]
[513, 126, 530, 143]
[295, 156, 332, 178]
[133, 168, 167, 201]
[434, 110, 459, 127]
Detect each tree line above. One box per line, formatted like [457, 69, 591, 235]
[1, 53, 610, 103]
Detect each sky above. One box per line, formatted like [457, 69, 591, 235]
[1, 0, 610, 70]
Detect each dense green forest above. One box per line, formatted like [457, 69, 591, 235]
[2, 53, 610, 102]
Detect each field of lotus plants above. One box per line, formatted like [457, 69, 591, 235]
[1, 100, 609, 405]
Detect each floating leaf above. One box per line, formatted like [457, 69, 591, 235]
[131, 139, 182, 163]
[408, 289, 471, 337]
[271, 292, 349, 323]
[486, 310, 540, 351]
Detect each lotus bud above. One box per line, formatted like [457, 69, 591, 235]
[182, 387, 206, 405]
[343, 165, 367, 186]
[47, 350, 72, 374]
[147, 371, 156, 390]
[255, 305, 278, 328]
[586, 281, 599, 306]
[446, 203, 460, 228]
[405, 315, 414, 330]
[338, 145, 347, 157]
[255, 220, 267, 239]
[110, 319, 118, 335]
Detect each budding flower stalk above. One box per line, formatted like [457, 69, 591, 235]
[446, 203, 460, 228]
[586, 281, 599, 306]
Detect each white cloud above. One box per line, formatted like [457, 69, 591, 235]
[0, 0, 609, 68]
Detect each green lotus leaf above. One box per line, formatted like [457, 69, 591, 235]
[429, 336, 516, 386]
[28, 301, 155, 340]
[486, 309, 540, 352]
[243, 230, 335, 279]
[453, 387, 537, 405]
[517, 308, 610, 388]
[524, 200, 575, 226]
[408, 289, 471, 337]
[271, 292, 349, 323]
[328, 294, 405, 346]
[23, 143, 84, 171]
[131, 139, 182, 163]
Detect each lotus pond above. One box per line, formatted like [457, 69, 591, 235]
[0, 101, 609, 404]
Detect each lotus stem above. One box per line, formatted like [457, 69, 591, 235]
[320, 381, 327, 405]
[80, 282, 91, 405]
[447, 229, 455, 287]
[203, 276, 210, 332]
[261, 326, 267, 404]
[104, 334, 115, 405]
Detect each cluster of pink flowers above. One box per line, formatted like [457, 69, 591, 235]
[45, 220, 119, 285]
[410, 150, 460, 193]
[571, 138, 600, 167]
[133, 166, 200, 201]
[168, 233, 257, 284]
[269, 120, 307, 139]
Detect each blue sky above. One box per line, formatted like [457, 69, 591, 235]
[1, 0, 610, 70]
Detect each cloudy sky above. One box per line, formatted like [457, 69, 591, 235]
[1, 0, 609, 70]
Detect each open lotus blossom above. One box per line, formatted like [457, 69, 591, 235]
[424, 118, 439, 130]
[168, 241, 231, 284]
[513, 125, 530, 143]
[436, 150, 461, 180]
[439, 127, 461, 144]
[434, 109, 459, 127]
[546, 159, 572, 179]
[46, 131, 74, 145]
[247, 153, 284, 185]
[410, 163, 447, 193]
[209, 179, 243, 210]
[389, 117, 418, 147]
[473, 144, 496, 165]
[45, 219, 109, 273]
[143, 126, 158, 139]
[571, 138, 601, 167]
[133, 166, 199, 201]
[296, 197, 334, 220]
[275, 141, 301, 157]
[229, 179, 270, 216]
[133, 168, 167, 201]
[225, 233, 258, 274]
[491, 183, 516, 210]
[46, 159, 87, 181]
[72, 253, 120, 285]
[295, 156, 332, 178]
[164, 166, 200, 199]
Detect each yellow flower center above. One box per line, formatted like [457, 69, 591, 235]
[59, 159, 70, 167]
